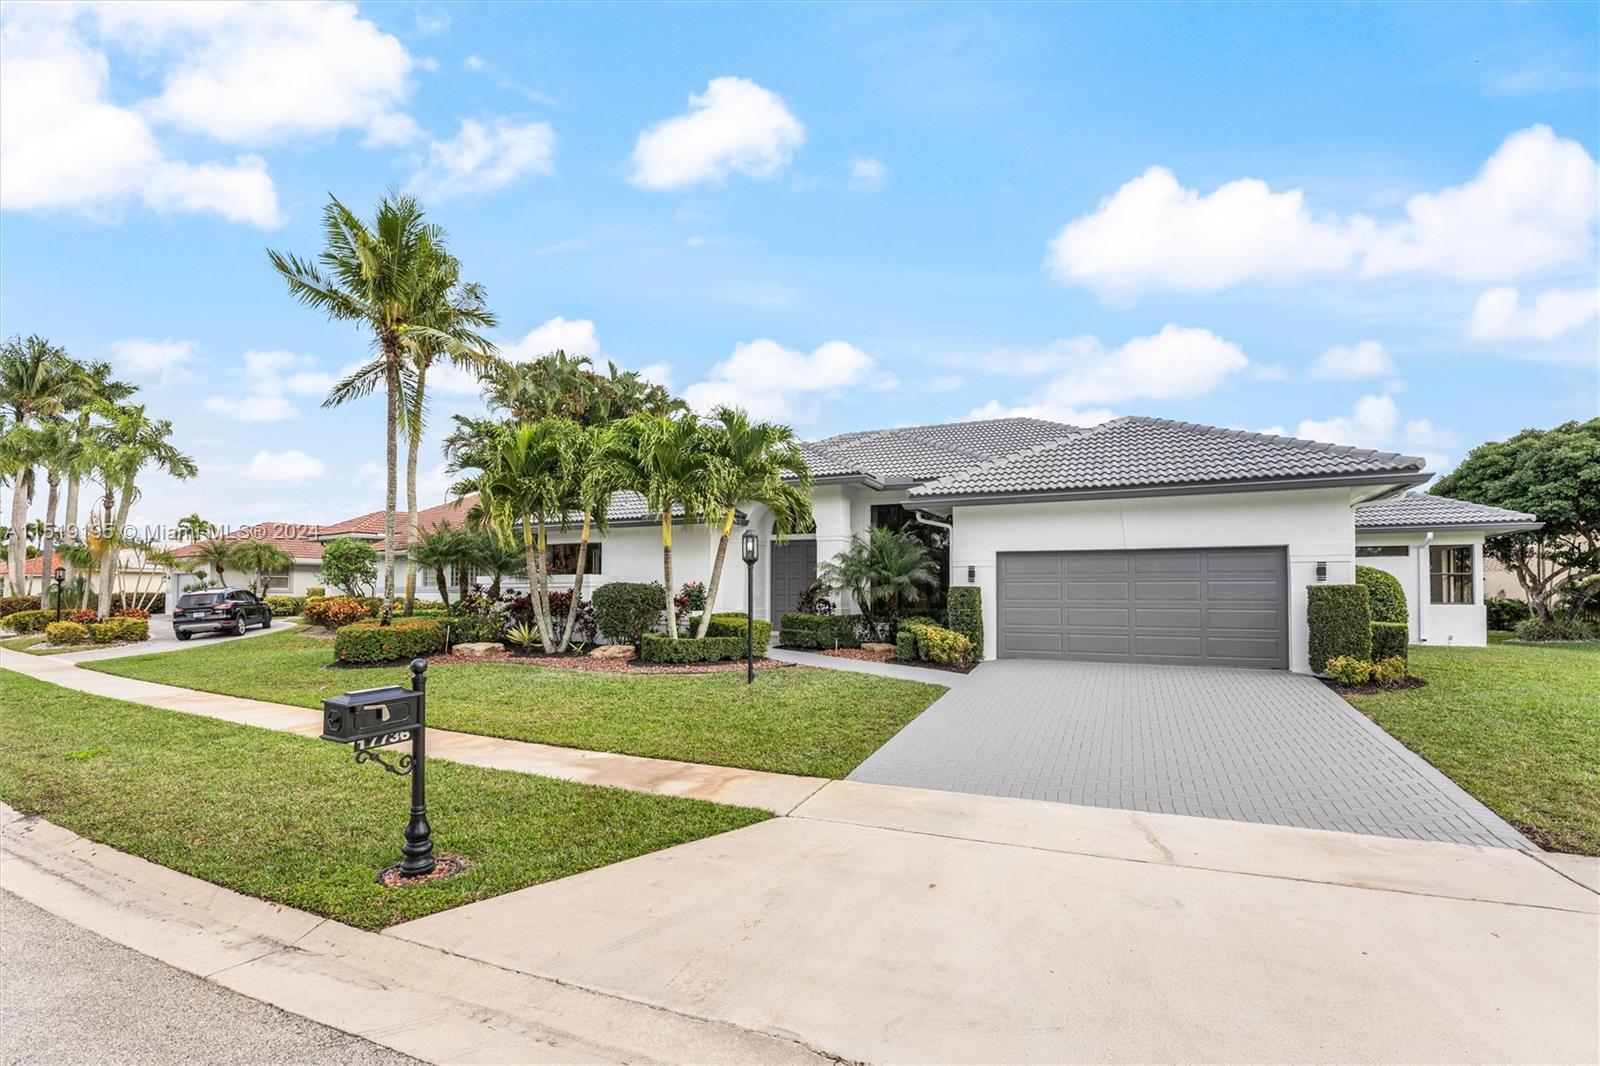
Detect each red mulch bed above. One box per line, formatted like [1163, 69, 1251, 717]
[817, 647, 977, 675]
[424, 650, 794, 675]
[378, 855, 468, 887]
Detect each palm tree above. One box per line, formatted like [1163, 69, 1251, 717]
[59, 361, 134, 595]
[695, 407, 814, 637]
[554, 421, 628, 652]
[194, 537, 236, 587]
[231, 539, 294, 596]
[90, 403, 197, 617]
[176, 513, 215, 543]
[411, 520, 466, 610]
[818, 526, 939, 633]
[1, 336, 78, 596]
[268, 191, 494, 625]
[617, 414, 713, 639]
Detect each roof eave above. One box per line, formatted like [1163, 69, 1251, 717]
[909, 470, 1432, 509]
[1357, 520, 1544, 535]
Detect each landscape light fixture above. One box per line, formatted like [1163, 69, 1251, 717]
[742, 530, 760, 684]
[52, 566, 66, 622]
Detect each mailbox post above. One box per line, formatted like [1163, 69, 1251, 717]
[320, 659, 435, 878]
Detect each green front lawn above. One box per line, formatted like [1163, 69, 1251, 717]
[1, 635, 78, 655]
[85, 629, 946, 779]
[1346, 638, 1600, 855]
[0, 670, 768, 930]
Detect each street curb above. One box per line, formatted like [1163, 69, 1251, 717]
[0, 804, 835, 1066]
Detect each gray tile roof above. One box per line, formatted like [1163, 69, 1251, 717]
[907, 417, 1428, 500]
[1355, 492, 1540, 531]
[803, 417, 1079, 484]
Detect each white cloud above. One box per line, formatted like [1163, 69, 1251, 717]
[965, 399, 1117, 427]
[1047, 125, 1599, 300]
[629, 77, 805, 190]
[362, 112, 423, 148]
[0, 14, 282, 227]
[1468, 286, 1600, 342]
[408, 118, 556, 200]
[107, 338, 198, 384]
[1308, 340, 1395, 380]
[683, 339, 888, 422]
[244, 449, 325, 484]
[974, 325, 1250, 410]
[201, 350, 335, 422]
[504, 316, 602, 361]
[1296, 394, 1458, 472]
[848, 155, 888, 191]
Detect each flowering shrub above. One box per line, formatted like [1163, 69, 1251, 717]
[675, 582, 707, 619]
[113, 606, 151, 620]
[68, 608, 97, 625]
[797, 580, 834, 616]
[302, 595, 372, 630]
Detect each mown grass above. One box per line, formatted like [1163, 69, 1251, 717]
[0, 670, 769, 930]
[1346, 637, 1600, 855]
[85, 629, 947, 778]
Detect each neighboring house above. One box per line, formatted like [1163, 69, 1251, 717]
[1352, 493, 1542, 647]
[167, 523, 326, 600]
[1, 550, 167, 599]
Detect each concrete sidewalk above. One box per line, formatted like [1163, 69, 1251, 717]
[0, 646, 826, 814]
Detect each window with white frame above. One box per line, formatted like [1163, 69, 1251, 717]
[262, 568, 291, 591]
[1429, 545, 1474, 604]
[1356, 545, 1409, 558]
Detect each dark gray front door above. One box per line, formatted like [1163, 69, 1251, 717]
[998, 547, 1288, 669]
[770, 539, 817, 620]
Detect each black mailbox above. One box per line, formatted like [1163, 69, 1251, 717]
[321, 686, 421, 751]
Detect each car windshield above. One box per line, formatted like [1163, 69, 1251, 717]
[178, 593, 224, 608]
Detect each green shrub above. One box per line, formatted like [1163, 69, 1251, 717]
[445, 614, 503, 644]
[302, 595, 372, 630]
[698, 613, 772, 656]
[946, 586, 983, 660]
[777, 612, 862, 649]
[1486, 595, 1533, 632]
[1513, 616, 1599, 642]
[44, 620, 89, 645]
[306, 585, 326, 599]
[917, 624, 975, 664]
[1371, 656, 1408, 686]
[335, 618, 448, 664]
[895, 629, 917, 661]
[88, 621, 121, 644]
[639, 633, 746, 663]
[1323, 656, 1373, 686]
[1308, 584, 1371, 672]
[4, 609, 55, 634]
[264, 595, 306, 617]
[1354, 565, 1406, 624]
[593, 582, 665, 648]
[0, 596, 41, 618]
[1370, 621, 1408, 664]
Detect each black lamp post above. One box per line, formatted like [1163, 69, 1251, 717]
[742, 530, 760, 684]
[52, 566, 66, 622]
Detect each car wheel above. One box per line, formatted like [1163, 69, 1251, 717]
[232, 612, 247, 635]
[176, 631, 192, 641]
[262, 610, 273, 629]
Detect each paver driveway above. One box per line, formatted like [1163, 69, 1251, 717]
[849, 659, 1531, 849]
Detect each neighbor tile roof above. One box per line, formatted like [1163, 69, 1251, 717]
[803, 417, 1080, 484]
[317, 496, 477, 540]
[170, 524, 325, 561]
[908, 417, 1428, 500]
[1354, 492, 1540, 530]
[0, 552, 64, 577]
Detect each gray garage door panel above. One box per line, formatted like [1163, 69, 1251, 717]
[999, 547, 1288, 670]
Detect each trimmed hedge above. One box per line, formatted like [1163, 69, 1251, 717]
[1354, 565, 1407, 624]
[446, 614, 503, 644]
[4, 609, 55, 634]
[777, 612, 862, 650]
[335, 618, 448, 664]
[698, 612, 772, 656]
[1513, 616, 1599, 642]
[306, 586, 327, 598]
[593, 581, 665, 647]
[1370, 621, 1408, 664]
[303, 596, 373, 630]
[0, 596, 41, 618]
[639, 633, 747, 663]
[1323, 656, 1372, 686]
[1307, 584, 1371, 673]
[895, 629, 917, 661]
[44, 621, 88, 644]
[946, 587, 983, 660]
[88, 617, 150, 643]
[916, 624, 975, 664]
[265, 595, 307, 617]
[1486, 595, 1532, 632]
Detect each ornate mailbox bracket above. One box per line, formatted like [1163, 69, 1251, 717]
[355, 748, 414, 776]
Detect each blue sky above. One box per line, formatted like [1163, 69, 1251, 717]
[2, 1, 1596, 531]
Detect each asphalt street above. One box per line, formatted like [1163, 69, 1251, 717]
[0, 889, 415, 1065]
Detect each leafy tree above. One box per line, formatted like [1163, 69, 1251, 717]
[319, 537, 379, 598]
[695, 406, 813, 637]
[818, 526, 939, 632]
[232, 539, 294, 597]
[1431, 418, 1600, 622]
[268, 191, 494, 625]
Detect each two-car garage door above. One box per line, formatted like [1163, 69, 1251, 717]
[998, 547, 1288, 670]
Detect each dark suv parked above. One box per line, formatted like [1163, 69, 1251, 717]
[171, 588, 273, 640]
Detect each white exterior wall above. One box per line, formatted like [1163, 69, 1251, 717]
[949, 487, 1362, 673]
[1355, 532, 1488, 648]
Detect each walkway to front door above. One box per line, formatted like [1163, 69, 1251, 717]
[848, 659, 1530, 849]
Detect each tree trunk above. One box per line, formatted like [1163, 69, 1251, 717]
[558, 512, 593, 652]
[520, 518, 554, 651]
[97, 484, 132, 619]
[381, 352, 399, 625]
[434, 567, 450, 610]
[661, 513, 677, 638]
[403, 369, 424, 616]
[696, 505, 735, 638]
[535, 519, 555, 651]
[62, 471, 81, 592]
[39, 471, 59, 608]
[7, 474, 30, 598]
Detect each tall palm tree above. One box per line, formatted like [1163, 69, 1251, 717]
[554, 421, 627, 652]
[175, 513, 215, 543]
[0, 335, 78, 596]
[618, 414, 713, 639]
[60, 361, 134, 594]
[695, 407, 814, 637]
[90, 404, 197, 617]
[268, 191, 494, 625]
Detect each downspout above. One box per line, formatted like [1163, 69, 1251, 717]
[910, 510, 952, 534]
[1416, 531, 1432, 644]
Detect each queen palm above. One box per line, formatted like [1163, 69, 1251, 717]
[616, 414, 713, 639]
[268, 191, 495, 625]
[695, 407, 814, 637]
[90, 404, 197, 617]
